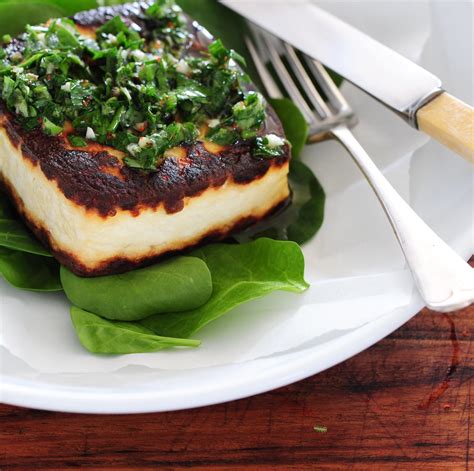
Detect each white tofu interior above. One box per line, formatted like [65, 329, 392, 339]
[0, 127, 289, 271]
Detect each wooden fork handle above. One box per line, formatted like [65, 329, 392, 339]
[416, 92, 474, 163]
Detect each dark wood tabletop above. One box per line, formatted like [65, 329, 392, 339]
[1, 266, 473, 470]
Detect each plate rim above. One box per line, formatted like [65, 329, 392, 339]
[1, 232, 471, 414]
[0, 296, 427, 413]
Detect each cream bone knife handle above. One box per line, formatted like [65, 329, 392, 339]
[416, 92, 474, 163]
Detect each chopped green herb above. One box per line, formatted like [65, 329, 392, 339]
[232, 91, 266, 131]
[209, 38, 246, 67]
[147, 0, 185, 25]
[42, 117, 63, 136]
[0, 0, 276, 171]
[1, 76, 15, 100]
[68, 134, 87, 147]
[253, 134, 287, 158]
[124, 122, 199, 170]
[206, 126, 240, 145]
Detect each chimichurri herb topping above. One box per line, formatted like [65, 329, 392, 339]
[0, 0, 286, 170]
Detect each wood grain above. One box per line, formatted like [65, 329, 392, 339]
[1, 268, 473, 469]
[417, 92, 474, 162]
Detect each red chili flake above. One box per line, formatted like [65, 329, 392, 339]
[443, 403, 451, 410]
[134, 122, 148, 133]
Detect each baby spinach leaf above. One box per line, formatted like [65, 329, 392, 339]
[70, 306, 201, 354]
[0, 1, 128, 36]
[38, 0, 99, 15]
[236, 161, 325, 245]
[178, 0, 242, 45]
[327, 68, 343, 88]
[0, 194, 53, 256]
[0, 2, 65, 37]
[61, 256, 213, 321]
[286, 161, 326, 244]
[99, 0, 127, 5]
[269, 98, 308, 159]
[0, 218, 52, 257]
[0, 246, 62, 291]
[141, 238, 309, 338]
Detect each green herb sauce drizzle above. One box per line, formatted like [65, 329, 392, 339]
[0, 0, 286, 170]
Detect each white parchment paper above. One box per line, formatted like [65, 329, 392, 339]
[1, 1, 471, 379]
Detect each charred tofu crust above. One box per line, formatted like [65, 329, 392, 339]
[0, 1, 291, 276]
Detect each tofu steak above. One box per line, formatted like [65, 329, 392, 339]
[0, 1, 290, 276]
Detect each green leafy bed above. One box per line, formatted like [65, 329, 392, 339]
[0, 0, 325, 355]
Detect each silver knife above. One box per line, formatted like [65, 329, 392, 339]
[221, 0, 474, 161]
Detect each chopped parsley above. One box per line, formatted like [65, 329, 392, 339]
[68, 134, 87, 147]
[254, 134, 288, 158]
[0, 0, 285, 170]
[42, 117, 63, 136]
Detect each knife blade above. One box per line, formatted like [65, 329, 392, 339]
[221, 0, 473, 160]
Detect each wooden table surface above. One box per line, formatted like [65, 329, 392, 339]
[1, 273, 473, 469]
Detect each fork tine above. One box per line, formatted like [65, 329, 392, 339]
[303, 57, 351, 114]
[282, 43, 331, 119]
[244, 35, 283, 99]
[254, 30, 315, 122]
[247, 26, 356, 140]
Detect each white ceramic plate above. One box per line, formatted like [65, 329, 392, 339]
[1, 1, 472, 413]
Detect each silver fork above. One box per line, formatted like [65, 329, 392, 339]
[246, 27, 474, 312]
